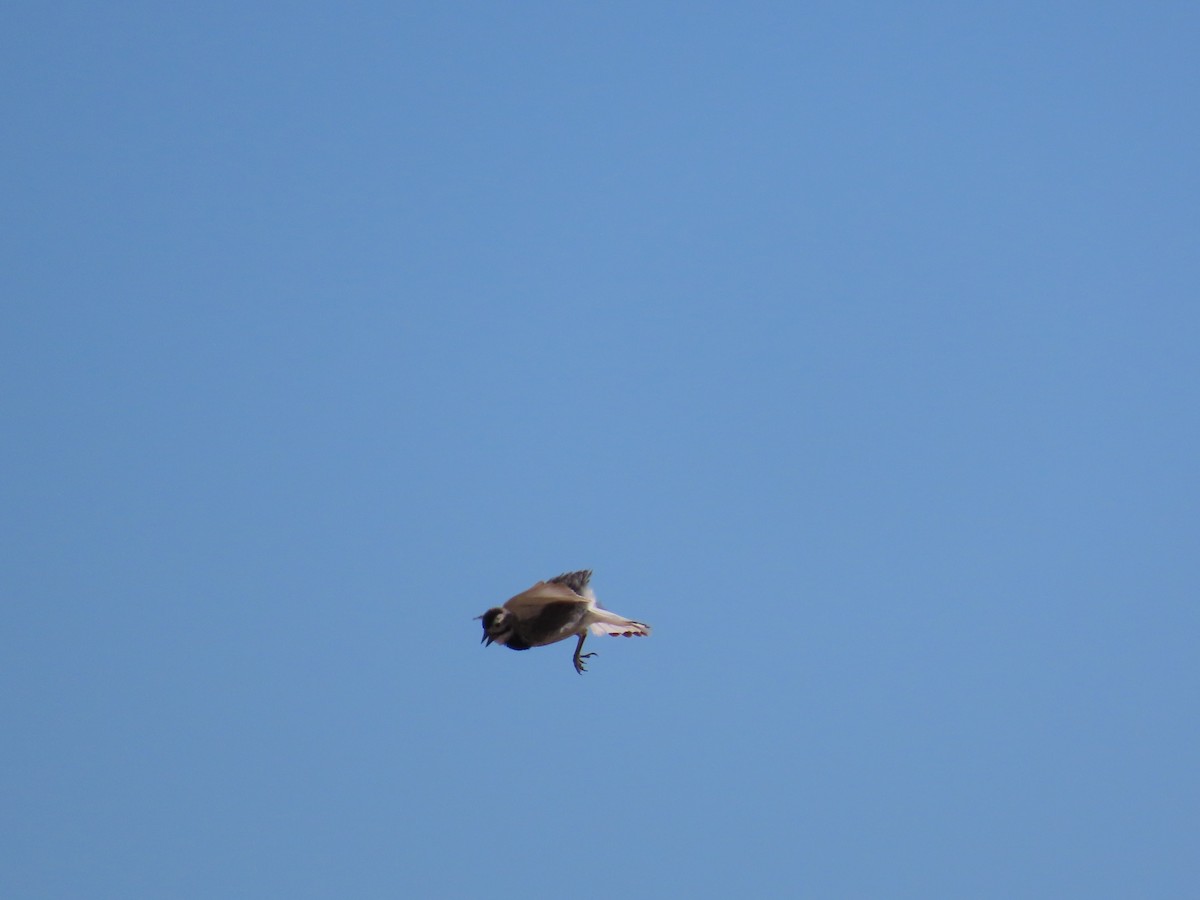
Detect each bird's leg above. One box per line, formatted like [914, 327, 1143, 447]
[573, 632, 597, 674]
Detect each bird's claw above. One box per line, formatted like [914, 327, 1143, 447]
[573, 652, 597, 674]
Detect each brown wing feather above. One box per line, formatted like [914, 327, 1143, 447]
[503, 580, 590, 616]
[546, 570, 592, 596]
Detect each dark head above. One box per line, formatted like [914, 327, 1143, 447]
[478, 607, 514, 647]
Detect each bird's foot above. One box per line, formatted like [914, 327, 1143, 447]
[573, 652, 597, 675]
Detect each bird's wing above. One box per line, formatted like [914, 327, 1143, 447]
[546, 570, 593, 598]
[503, 580, 590, 616]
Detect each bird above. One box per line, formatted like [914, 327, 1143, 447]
[477, 570, 651, 674]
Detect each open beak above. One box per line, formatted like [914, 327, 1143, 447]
[475, 613, 494, 646]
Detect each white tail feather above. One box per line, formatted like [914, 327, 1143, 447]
[587, 609, 652, 638]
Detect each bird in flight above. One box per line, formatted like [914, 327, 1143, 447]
[477, 570, 651, 674]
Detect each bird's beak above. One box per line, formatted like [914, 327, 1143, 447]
[482, 634, 493, 646]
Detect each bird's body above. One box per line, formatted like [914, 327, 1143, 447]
[478, 570, 651, 673]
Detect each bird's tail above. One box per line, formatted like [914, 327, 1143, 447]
[586, 608, 652, 638]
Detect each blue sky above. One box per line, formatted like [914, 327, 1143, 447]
[3, 3, 1197, 897]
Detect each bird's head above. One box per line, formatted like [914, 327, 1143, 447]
[477, 607, 514, 647]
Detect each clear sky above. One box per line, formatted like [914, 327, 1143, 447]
[3, 3, 1197, 897]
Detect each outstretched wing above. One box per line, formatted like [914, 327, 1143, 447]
[547, 570, 592, 597]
